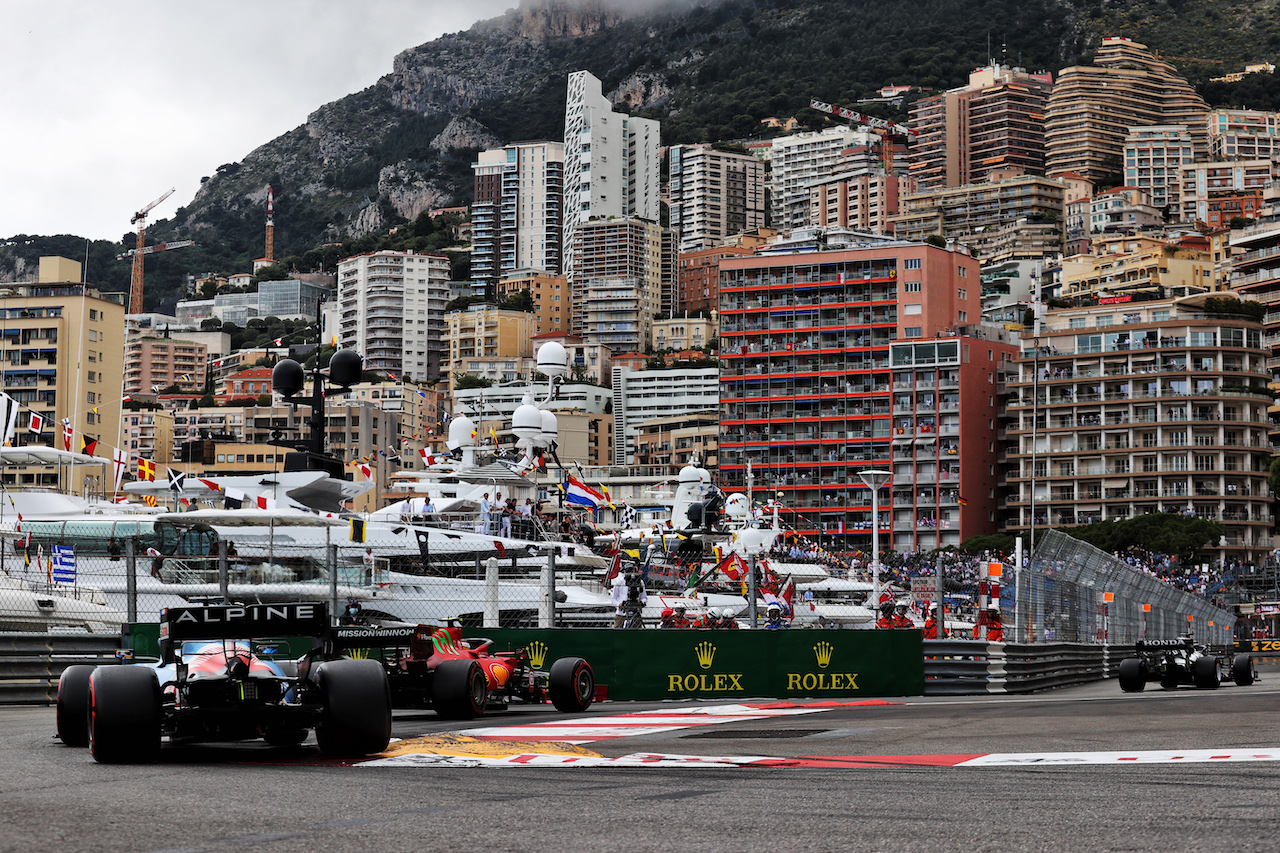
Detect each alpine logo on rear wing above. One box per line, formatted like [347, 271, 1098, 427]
[163, 603, 330, 640]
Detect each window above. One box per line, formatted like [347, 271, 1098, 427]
[958, 289, 967, 300]
[904, 281, 921, 292]
[958, 267, 967, 277]
[904, 327, 922, 338]
[904, 258, 922, 270]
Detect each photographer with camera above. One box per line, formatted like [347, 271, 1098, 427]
[612, 567, 648, 628]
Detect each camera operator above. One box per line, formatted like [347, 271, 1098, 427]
[612, 568, 648, 628]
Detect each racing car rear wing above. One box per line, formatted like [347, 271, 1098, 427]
[161, 603, 330, 644]
[1136, 638, 1195, 651]
[331, 626, 418, 649]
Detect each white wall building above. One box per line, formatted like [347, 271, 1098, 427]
[769, 127, 875, 232]
[336, 250, 450, 382]
[610, 365, 719, 467]
[562, 70, 661, 280]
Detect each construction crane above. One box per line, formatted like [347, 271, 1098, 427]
[115, 239, 195, 261]
[128, 188, 175, 315]
[809, 99, 917, 174]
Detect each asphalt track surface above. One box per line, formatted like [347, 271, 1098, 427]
[3, 665, 1279, 853]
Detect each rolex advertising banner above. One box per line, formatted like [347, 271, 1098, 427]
[464, 629, 924, 699]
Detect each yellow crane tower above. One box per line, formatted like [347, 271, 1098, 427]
[128, 188, 175, 315]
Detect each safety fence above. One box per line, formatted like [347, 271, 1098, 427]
[0, 535, 599, 632]
[1008, 530, 1239, 645]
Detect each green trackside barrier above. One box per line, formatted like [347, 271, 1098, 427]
[126, 624, 925, 698]
[465, 628, 925, 699]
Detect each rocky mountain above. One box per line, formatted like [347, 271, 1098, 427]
[4, 0, 1278, 306]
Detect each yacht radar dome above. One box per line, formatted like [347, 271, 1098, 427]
[536, 342, 568, 379]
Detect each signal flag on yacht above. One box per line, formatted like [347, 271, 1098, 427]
[138, 458, 156, 481]
[255, 495, 276, 510]
[0, 392, 19, 445]
[359, 463, 374, 481]
[350, 518, 367, 543]
[619, 504, 636, 528]
[112, 448, 129, 491]
[143, 495, 157, 507]
[80, 436, 98, 457]
[199, 478, 222, 492]
[600, 484, 615, 511]
[419, 448, 439, 465]
[167, 469, 186, 493]
[61, 419, 72, 452]
[274, 338, 283, 346]
[565, 475, 605, 509]
[27, 412, 44, 434]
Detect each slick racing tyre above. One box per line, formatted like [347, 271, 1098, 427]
[56, 665, 96, 747]
[1117, 658, 1146, 693]
[89, 667, 161, 764]
[1232, 654, 1257, 687]
[432, 659, 488, 720]
[548, 657, 595, 712]
[1193, 655, 1221, 689]
[315, 658, 392, 757]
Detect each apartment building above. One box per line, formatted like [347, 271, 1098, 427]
[769, 127, 876, 232]
[668, 144, 767, 254]
[891, 171, 1072, 256]
[443, 304, 537, 390]
[652, 315, 716, 353]
[610, 365, 719, 468]
[633, 414, 720, 478]
[677, 245, 755, 315]
[471, 141, 565, 293]
[909, 63, 1054, 190]
[530, 332, 611, 386]
[570, 217, 665, 353]
[336, 250, 450, 382]
[124, 336, 207, 398]
[0, 257, 126, 494]
[809, 172, 914, 235]
[1207, 108, 1280, 161]
[1060, 233, 1219, 301]
[718, 241, 1006, 550]
[1123, 125, 1194, 213]
[1004, 297, 1272, 564]
[1181, 159, 1280, 226]
[1045, 37, 1209, 184]
[562, 70, 661, 279]
[497, 269, 570, 335]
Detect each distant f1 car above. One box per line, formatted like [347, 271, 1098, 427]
[56, 603, 392, 763]
[1118, 637, 1258, 692]
[333, 624, 595, 718]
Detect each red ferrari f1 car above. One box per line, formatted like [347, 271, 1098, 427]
[334, 625, 595, 719]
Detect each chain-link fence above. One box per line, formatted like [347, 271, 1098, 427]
[0, 532, 615, 632]
[1009, 529, 1239, 646]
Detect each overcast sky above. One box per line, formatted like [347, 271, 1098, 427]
[0, 0, 515, 242]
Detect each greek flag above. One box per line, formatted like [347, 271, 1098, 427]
[52, 545, 76, 584]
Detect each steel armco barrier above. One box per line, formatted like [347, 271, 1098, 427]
[924, 640, 1138, 695]
[0, 633, 122, 705]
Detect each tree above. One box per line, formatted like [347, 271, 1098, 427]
[454, 373, 493, 390]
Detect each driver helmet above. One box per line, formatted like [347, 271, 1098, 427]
[661, 608, 674, 620]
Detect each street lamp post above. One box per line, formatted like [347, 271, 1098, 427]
[859, 469, 892, 607]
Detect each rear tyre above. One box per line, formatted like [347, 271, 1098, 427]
[56, 665, 96, 747]
[549, 657, 595, 712]
[1193, 655, 1220, 689]
[432, 659, 487, 720]
[1232, 655, 1257, 687]
[89, 667, 161, 764]
[1117, 658, 1146, 693]
[315, 658, 392, 758]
